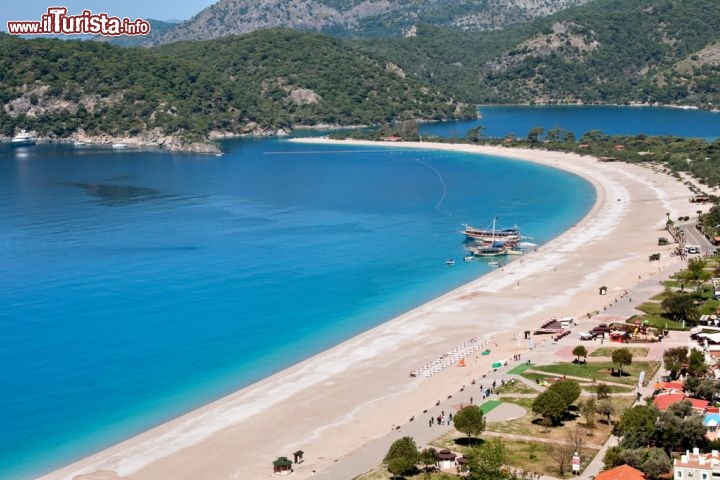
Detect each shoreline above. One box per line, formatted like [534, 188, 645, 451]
[43, 139, 695, 480]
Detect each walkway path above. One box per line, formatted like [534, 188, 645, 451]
[314, 261, 690, 480]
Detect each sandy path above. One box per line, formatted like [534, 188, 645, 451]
[44, 140, 696, 480]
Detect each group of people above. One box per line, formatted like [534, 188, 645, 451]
[428, 410, 454, 427]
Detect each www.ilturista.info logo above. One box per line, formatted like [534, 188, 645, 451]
[7, 7, 151, 36]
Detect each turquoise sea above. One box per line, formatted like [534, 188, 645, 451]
[1, 105, 718, 479]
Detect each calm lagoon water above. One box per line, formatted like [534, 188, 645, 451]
[1, 104, 711, 478]
[420, 105, 720, 140]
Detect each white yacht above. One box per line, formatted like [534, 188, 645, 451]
[10, 130, 36, 146]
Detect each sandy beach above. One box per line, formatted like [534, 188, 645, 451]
[45, 140, 701, 480]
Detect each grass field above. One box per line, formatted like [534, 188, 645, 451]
[523, 361, 660, 387]
[589, 347, 649, 357]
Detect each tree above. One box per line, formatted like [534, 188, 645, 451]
[603, 446, 646, 470]
[596, 382, 611, 400]
[642, 448, 672, 480]
[467, 125, 487, 143]
[384, 436, 420, 479]
[453, 405, 486, 441]
[688, 348, 708, 378]
[572, 345, 588, 363]
[527, 126, 545, 143]
[549, 379, 581, 407]
[551, 444, 574, 476]
[656, 402, 707, 455]
[661, 292, 698, 324]
[683, 258, 711, 291]
[617, 405, 659, 449]
[465, 438, 509, 480]
[532, 390, 567, 426]
[565, 426, 585, 455]
[597, 398, 615, 425]
[612, 348, 633, 376]
[420, 447, 439, 474]
[691, 378, 720, 401]
[578, 397, 597, 428]
[663, 346, 689, 379]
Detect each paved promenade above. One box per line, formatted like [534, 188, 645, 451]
[313, 260, 690, 480]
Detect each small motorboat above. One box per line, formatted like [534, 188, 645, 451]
[463, 255, 474, 262]
[488, 259, 500, 267]
[446, 258, 455, 266]
[112, 143, 127, 149]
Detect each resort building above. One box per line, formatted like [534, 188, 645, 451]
[674, 449, 720, 479]
[653, 393, 708, 413]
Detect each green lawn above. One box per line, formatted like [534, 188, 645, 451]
[508, 363, 534, 375]
[480, 400, 503, 414]
[636, 301, 665, 316]
[523, 361, 660, 387]
[589, 347, 648, 357]
[627, 314, 686, 331]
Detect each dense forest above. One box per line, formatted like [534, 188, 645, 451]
[4, 0, 720, 148]
[358, 0, 720, 106]
[0, 30, 475, 146]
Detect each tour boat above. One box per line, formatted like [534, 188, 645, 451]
[463, 217, 520, 243]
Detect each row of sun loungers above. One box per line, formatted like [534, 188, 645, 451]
[410, 337, 484, 378]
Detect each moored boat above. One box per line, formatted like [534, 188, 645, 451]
[468, 244, 506, 257]
[10, 129, 36, 147]
[462, 217, 520, 243]
[446, 258, 455, 266]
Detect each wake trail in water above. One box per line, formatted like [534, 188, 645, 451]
[414, 158, 452, 216]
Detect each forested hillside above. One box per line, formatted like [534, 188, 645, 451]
[0, 30, 475, 148]
[358, 0, 720, 107]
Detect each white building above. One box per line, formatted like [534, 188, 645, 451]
[674, 448, 720, 480]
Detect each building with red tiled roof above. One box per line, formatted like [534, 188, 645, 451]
[595, 464, 645, 480]
[653, 392, 708, 413]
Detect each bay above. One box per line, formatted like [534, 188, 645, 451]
[4, 102, 712, 478]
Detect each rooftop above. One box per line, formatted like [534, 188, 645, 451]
[595, 464, 645, 480]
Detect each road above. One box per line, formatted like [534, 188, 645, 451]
[679, 222, 715, 255]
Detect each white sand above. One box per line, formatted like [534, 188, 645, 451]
[43, 140, 696, 480]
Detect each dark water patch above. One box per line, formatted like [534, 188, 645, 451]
[58, 182, 183, 206]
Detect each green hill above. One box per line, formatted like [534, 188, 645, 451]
[0, 29, 475, 148]
[358, 0, 720, 107]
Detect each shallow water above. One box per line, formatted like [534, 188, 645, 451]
[0, 136, 594, 478]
